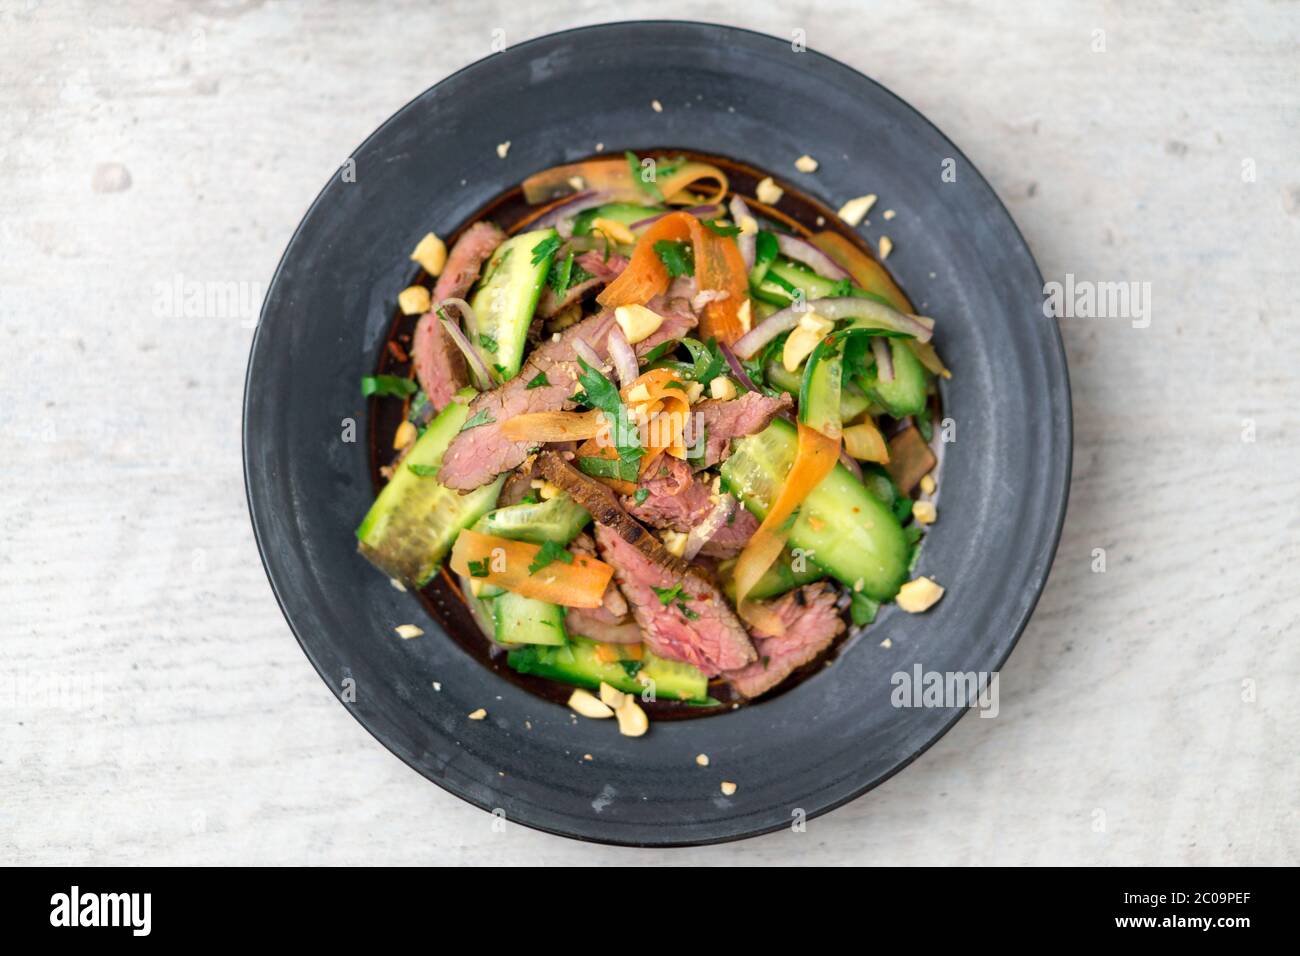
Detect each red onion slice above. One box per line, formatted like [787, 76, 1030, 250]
[606, 325, 639, 388]
[729, 195, 756, 271]
[438, 315, 494, 391]
[733, 297, 933, 359]
[872, 337, 895, 383]
[438, 296, 478, 341]
[683, 493, 737, 560]
[529, 190, 612, 231]
[775, 234, 851, 280]
[718, 341, 760, 393]
[628, 203, 724, 230]
[573, 337, 605, 372]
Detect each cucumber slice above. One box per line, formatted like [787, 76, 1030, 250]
[798, 337, 842, 438]
[572, 203, 665, 236]
[491, 590, 567, 646]
[748, 231, 780, 289]
[469, 228, 556, 382]
[765, 360, 870, 421]
[356, 397, 505, 586]
[723, 551, 826, 601]
[760, 258, 895, 308]
[859, 337, 929, 418]
[721, 417, 909, 601]
[507, 637, 709, 703]
[478, 493, 590, 545]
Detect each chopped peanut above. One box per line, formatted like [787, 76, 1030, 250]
[837, 193, 877, 226]
[720, 781, 738, 796]
[878, 236, 894, 260]
[467, 708, 488, 720]
[599, 682, 631, 710]
[409, 232, 447, 275]
[397, 285, 431, 316]
[794, 154, 819, 173]
[912, 500, 937, 524]
[393, 624, 424, 639]
[614, 303, 665, 344]
[591, 217, 636, 245]
[920, 474, 937, 495]
[568, 688, 614, 719]
[615, 697, 649, 737]
[755, 177, 784, 205]
[896, 577, 945, 613]
[393, 420, 417, 450]
[710, 377, 737, 400]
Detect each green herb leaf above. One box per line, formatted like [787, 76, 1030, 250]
[467, 558, 491, 578]
[361, 374, 418, 398]
[653, 240, 694, 278]
[633, 487, 650, 505]
[526, 372, 550, 390]
[850, 592, 880, 627]
[530, 234, 561, 266]
[459, 408, 495, 432]
[576, 455, 639, 482]
[406, 462, 439, 477]
[682, 337, 725, 386]
[625, 150, 663, 201]
[547, 252, 574, 295]
[576, 357, 645, 468]
[618, 659, 644, 678]
[677, 602, 700, 620]
[652, 583, 684, 605]
[528, 539, 574, 575]
[701, 218, 741, 237]
[478, 333, 499, 354]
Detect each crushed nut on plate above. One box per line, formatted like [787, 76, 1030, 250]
[720, 781, 738, 796]
[837, 193, 877, 226]
[794, 154, 819, 173]
[467, 708, 488, 720]
[393, 624, 424, 639]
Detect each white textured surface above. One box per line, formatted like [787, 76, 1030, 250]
[2, 0, 1297, 865]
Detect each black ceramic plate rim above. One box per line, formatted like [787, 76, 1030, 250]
[243, 20, 1072, 847]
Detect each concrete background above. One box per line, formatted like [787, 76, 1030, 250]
[2, 0, 1297, 864]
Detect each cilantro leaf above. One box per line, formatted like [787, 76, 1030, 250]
[850, 592, 880, 627]
[530, 234, 561, 266]
[528, 540, 574, 575]
[459, 408, 495, 432]
[577, 455, 639, 482]
[633, 487, 650, 505]
[682, 337, 725, 386]
[618, 659, 643, 678]
[653, 240, 694, 278]
[478, 333, 498, 354]
[701, 218, 741, 237]
[361, 374, 417, 398]
[625, 150, 662, 201]
[677, 602, 700, 620]
[576, 357, 644, 467]
[407, 462, 439, 477]
[526, 372, 550, 390]
[652, 583, 684, 605]
[467, 558, 490, 578]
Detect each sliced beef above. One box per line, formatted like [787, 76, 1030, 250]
[692, 391, 792, 468]
[625, 465, 758, 560]
[433, 221, 506, 301]
[637, 295, 697, 354]
[565, 608, 643, 644]
[594, 525, 756, 675]
[439, 313, 616, 491]
[571, 531, 630, 622]
[536, 252, 629, 318]
[724, 582, 847, 699]
[410, 312, 469, 413]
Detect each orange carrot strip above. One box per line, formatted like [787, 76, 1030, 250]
[499, 410, 605, 442]
[731, 423, 841, 616]
[450, 530, 612, 608]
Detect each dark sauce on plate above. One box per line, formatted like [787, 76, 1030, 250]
[367, 150, 941, 718]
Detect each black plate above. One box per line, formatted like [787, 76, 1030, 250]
[243, 21, 1071, 847]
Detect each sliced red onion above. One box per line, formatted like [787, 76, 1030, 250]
[732, 308, 801, 359]
[628, 203, 724, 230]
[719, 341, 759, 393]
[683, 493, 736, 560]
[838, 448, 864, 482]
[607, 325, 639, 388]
[573, 337, 605, 372]
[872, 337, 894, 383]
[729, 195, 756, 270]
[438, 296, 478, 341]
[438, 316, 494, 391]
[529, 190, 611, 231]
[733, 297, 933, 359]
[775, 234, 850, 280]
